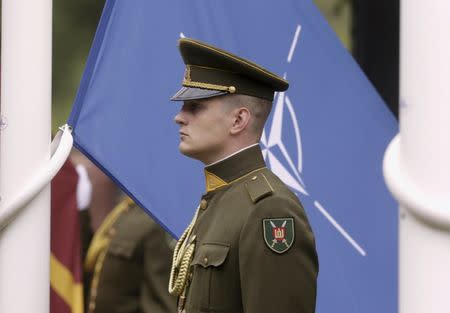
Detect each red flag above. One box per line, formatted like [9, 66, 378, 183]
[50, 160, 84, 313]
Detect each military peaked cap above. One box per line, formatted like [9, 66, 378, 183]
[171, 38, 289, 101]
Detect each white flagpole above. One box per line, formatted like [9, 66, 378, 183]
[384, 1, 450, 312]
[0, 0, 52, 313]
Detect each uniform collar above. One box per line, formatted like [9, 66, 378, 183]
[204, 144, 266, 192]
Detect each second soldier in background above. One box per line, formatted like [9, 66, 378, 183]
[77, 154, 176, 313]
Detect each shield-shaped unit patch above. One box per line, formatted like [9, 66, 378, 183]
[263, 218, 294, 254]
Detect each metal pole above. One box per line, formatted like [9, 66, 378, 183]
[385, 1, 450, 312]
[0, 0, 52, 312]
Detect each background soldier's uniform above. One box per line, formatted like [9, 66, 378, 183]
[170, 38, 319, 313]
[85, 198, 176, 313]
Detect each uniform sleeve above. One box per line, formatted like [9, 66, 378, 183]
[139, 220, 177, 313]
[239, 195, 318, 313]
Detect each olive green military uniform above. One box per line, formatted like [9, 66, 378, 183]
[176, 145, 318, 313]
[85, 198, 176, 313]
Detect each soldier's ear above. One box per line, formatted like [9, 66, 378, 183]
[230, 107, 251, 135]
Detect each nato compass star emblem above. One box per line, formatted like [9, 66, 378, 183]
[260, 25, 367, 257]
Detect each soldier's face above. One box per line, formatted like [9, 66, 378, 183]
[174, 97, 233, 164]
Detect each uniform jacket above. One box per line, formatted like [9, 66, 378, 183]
[183, 145, 318, 313]
[86, 200, 176, 313]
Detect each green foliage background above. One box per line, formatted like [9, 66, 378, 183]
[52, 0, 105, 131]
[51, 0, 351, 132]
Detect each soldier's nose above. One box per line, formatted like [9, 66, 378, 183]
[174, 112, 186, 125]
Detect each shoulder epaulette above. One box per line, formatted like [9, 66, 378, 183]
[245, 173, 274, 203]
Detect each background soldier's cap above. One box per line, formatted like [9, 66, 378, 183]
[170, 38, 289, 101]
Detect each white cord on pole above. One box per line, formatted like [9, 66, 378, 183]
[0, 124, 73, 232]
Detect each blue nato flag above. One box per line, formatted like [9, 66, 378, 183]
[68, 1, 398, 312]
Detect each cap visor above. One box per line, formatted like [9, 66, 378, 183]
[170, 87, 227, 101]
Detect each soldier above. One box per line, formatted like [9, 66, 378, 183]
[85, 196, 176, 313]
[168, 38, 318, 313]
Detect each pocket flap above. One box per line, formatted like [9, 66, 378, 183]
[192, 243, 230, 268]
[108, 239, 138, 259]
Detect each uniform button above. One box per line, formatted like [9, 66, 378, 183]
[252, 175, 257, 181]
[108, 228, 116, 236]
[89, 301, 96, 311]
[203, 257, 208, 265]
[200, 199, 208, 210]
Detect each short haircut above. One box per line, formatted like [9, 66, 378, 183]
[222, 94, 272, 138]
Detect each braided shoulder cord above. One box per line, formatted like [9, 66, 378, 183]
[168, 207, 200, 296]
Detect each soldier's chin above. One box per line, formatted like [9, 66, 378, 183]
[178, 143, 197, 159]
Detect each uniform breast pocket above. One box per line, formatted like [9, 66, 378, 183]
[189, 243, 230, 312]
